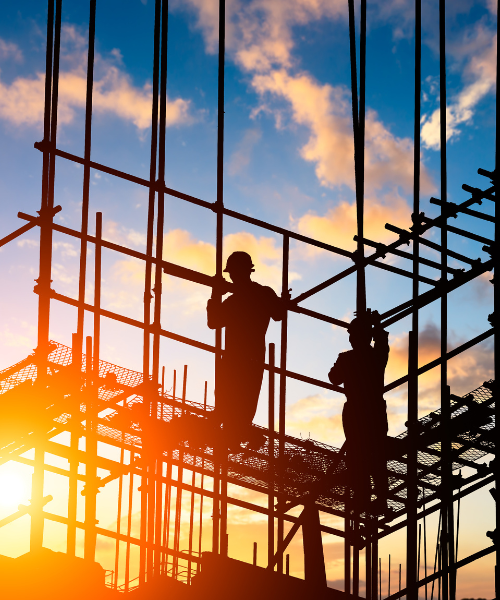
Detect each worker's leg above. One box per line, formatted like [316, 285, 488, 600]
[372, 404, 389, 508]
[343, 403, 371, 510]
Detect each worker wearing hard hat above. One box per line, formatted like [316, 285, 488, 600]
[328, 310, 389, 512]
[207, 251, 287, 450]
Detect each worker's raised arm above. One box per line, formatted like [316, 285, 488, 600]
[372, 311, 390, 366]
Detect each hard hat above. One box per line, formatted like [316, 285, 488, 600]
[224, 251, 255, 272]
[347, 313, 373, 336]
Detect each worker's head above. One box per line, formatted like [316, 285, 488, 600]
[348, 314, 373, 350]
[224, 251, 255, 284]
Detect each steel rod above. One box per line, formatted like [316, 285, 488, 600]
[268, 343, 275, 570]
[76, 0, 96, 345]
[277, 234, 289, 574]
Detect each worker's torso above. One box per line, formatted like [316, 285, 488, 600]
[222, 282, 277, 359]
[340, 347, 387, 406]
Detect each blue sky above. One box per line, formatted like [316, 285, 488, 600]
[0, 1, 497, 592]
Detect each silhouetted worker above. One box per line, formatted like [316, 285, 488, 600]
[207, 251, 286, 449]
[328, 310, 389, 511]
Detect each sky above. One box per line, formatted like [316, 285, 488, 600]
[0, 0, 497, 597]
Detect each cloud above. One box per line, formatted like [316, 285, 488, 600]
[17, 239, 39, 248]
[421, 30, 497, 149]
[178, 1, 434, 196]
[253, 70, 434, 194]
[285, 393, 345, 445]
[295, 191, 411, 254]
[107, 227, 301, 314]
[0, 25, 191, 130]
[0, 39, 23, 62]
[386, 322, 494, 421]
[175, 0, 346, 69]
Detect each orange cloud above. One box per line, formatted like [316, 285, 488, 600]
[385, 323, 494, 432]
[285, 394, 345, 447]
[252, 69, 434, 195]
[295, 192, 411, 254]
[107, 228, 301, 314]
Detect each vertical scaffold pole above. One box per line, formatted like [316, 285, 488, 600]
[143, 0, 161, 402]
[494, 3, 499, 599]
[356, 0, 367, 316]
[277, 235, 289, 574]
[213, 0, 226, 556]
[145, 0, 168, 581]
[407, 0, 422, 596]
[268, 343, 275, 570]
[31, 0, 61, 553]
[67, 332, 82, 556]
[372, 526, 379, 600]
[439, 1, 454, 598]
[76, 0, 96, 346]
[84, 333, 97, 560]
[366, 529, 372, 600]
[344, 489, 351, 594]
[141, 0, 162, 571]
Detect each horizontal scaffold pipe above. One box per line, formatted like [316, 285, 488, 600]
[385, 328, 494, 391]
[0, 222, 37, 248]
[32, 144, 352, 258]
[380, 259, 494, 326]
[383, 545, 496, 600]
[48, 290, 346, 394]
[378, 474, 495, 538]
[17, 440, 346, 539]
[29, 146, 444, 287]
[18, 212, 350, 331]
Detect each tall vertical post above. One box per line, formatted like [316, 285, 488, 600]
[356, 0, 367, 316]
[407, 0, 422, 596]
[277, 234, 289, 574]
[494, 4, 499, 600]
[353, 517, 360, 597]
[268, 343, 275, 569]
[67, 332, 82, 556]
[76, 0, 96, 346]
[84, 334, 97, 561]
[439, 1, 453, 598]
[366, 532, 372, 600]
[344, 490, 351, 594]
[144, 0, 168, 581]
[31, 0, 61, 553]
[372, 530, 379, 600]
[213, 0, 226, 557]
[143, 0, 161, 398]
[83, 213, 102, 562]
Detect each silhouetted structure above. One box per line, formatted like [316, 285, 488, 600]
[207, 251, 285, 449]
[0, 0, 497, 598]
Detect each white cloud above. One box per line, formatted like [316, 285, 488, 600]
[0, 25, 191, 131]
[177, 0, 434, 197]
[421, 30, 497, 149]
[0, 39, 23, 62]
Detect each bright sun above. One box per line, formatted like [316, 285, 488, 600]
[0, 468, 30, 510]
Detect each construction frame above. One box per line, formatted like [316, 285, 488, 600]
[0, 0, 497, 599]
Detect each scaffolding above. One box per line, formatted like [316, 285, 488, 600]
[0, 0, 497, 598]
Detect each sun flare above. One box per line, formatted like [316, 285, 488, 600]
[0, 467, 30, 510]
